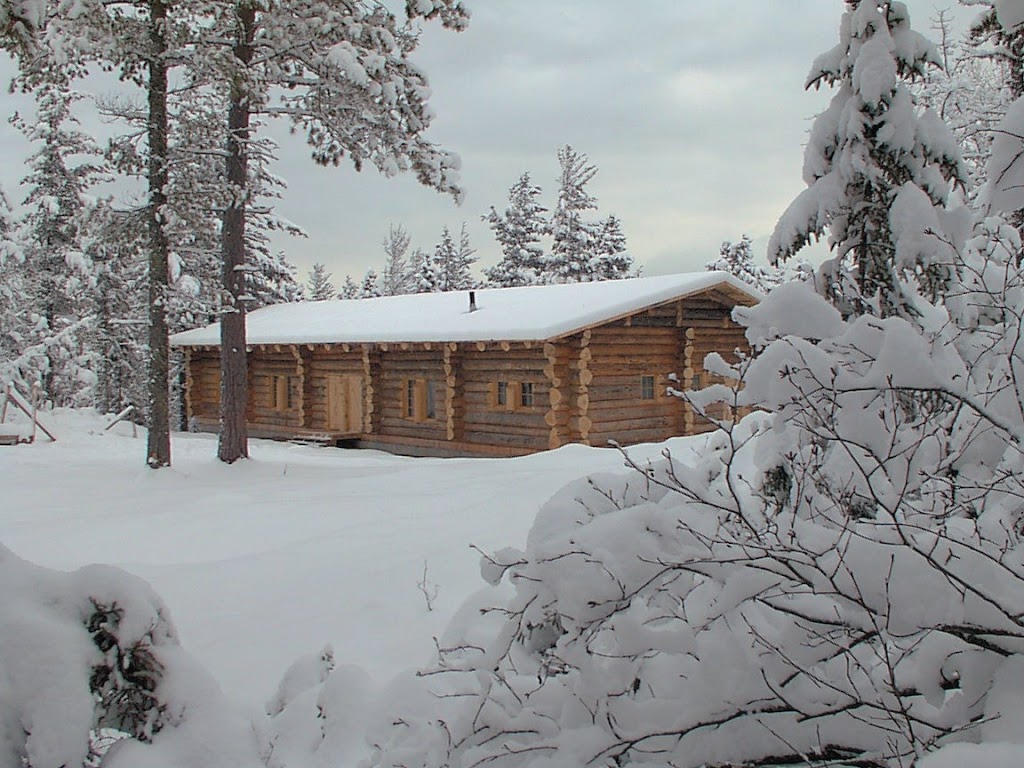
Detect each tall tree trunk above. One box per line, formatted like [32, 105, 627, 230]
[146, 0, 171, 468]
[217, 2, 255, 464]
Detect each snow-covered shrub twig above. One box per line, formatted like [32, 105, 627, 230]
[365, 222, 1024, 767]
[418, 561, 440, 612]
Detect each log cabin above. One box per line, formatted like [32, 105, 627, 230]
[170, 272, 759, 457]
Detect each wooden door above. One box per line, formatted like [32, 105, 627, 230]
[327, 375, 363, 433]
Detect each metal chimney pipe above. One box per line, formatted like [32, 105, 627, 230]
[469, 290, 477, 312]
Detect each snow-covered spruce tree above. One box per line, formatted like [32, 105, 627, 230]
[11, 82, 109, 408]
[977, 4, 1024, 250]
[339, 273, 360, 299]
[483, 172, 547, 287]
[204, 0, 468, 464]
[914, 9, 1006, 191]
[13, 0, 199, 466]
[103, 89, 306, 317]
[430, 225, 457, 292]
[381, 223, 415, 296]
[591, 214, 634, 280]
[706, 234, 780, 293]
[85, 210, 149, 418]
[247, 250, 304, 306]
[965, 0, 1024, 101]
[454, 222, 478, 289]
[429, 224, 476, 292]
[360, 268, 382, 298]
[546, 145, 601, 283]
[235, 126, 306, 308]
[769, 0, 968, 318]
[307, 262, 337, 301]
[414, 246, 441, 293]
[0, 188, 36, 391]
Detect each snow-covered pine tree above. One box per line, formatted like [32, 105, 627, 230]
[87, 210, 149, 417]
[967, 0, 1024, 239]
[444, 223, 477, 291]
[380, 224, 414, 296]
[414, 247, 441, 293]
[706, 235, 779, 293]
[0, 188, 35, 392]
[430, 224, 476, 291]
[360, 268, 382, 298]
[237, 126, 306, 308]
[769, 0, 968, 318]
[914, 9, 1006, 191]
[307, 262, 337, 301]
[591, 214, 634, 280]
[13, 0, 198, 466]
[247, 251, 304, 306]
[203, 0, 469, 463]
[483, 172, 547, 287]
[11, 83, 109, 408]
[547, 145, 601, 283]
[339, 274, 360, 299]
[965, 0, 1024, 100]
[430, 226, 456, 292]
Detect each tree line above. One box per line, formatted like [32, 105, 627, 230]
[308, 143, 637, 301]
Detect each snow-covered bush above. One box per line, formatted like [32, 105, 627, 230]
[258, 649, 376, 768]
[0, 544, 262, 768]
[365, 224, 1024, 766]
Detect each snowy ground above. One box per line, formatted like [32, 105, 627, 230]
[0, 410, 704, 713]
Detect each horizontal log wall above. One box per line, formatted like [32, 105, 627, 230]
[187, 351, 220, 422]
[248, 348, 303, 429]
[584, 321, 683, 447]
[683, 302, 749, 433]
[460, 345, 550, 452]
[377, 349, 448, 442]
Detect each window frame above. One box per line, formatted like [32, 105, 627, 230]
[269, 374, 293, 412]
[640, 375, 656, 401]
[519, 381, 535, 408]
[402, 378, 440, 422]
[425, 380, 437, 421]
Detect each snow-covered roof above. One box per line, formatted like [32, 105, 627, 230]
[170, 272, 759, 347]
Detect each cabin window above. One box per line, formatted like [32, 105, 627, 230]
[519, 382, 535, 408]
[641, 375, 656, 400]
[270, 375, 293, 411]
[425, 381, 437, 420]
[404, 379, 416, 418]
[402, 379, 439, 422]
[491, 379, 535, 411]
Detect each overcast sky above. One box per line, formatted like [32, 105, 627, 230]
[0, 0, 973, 286]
